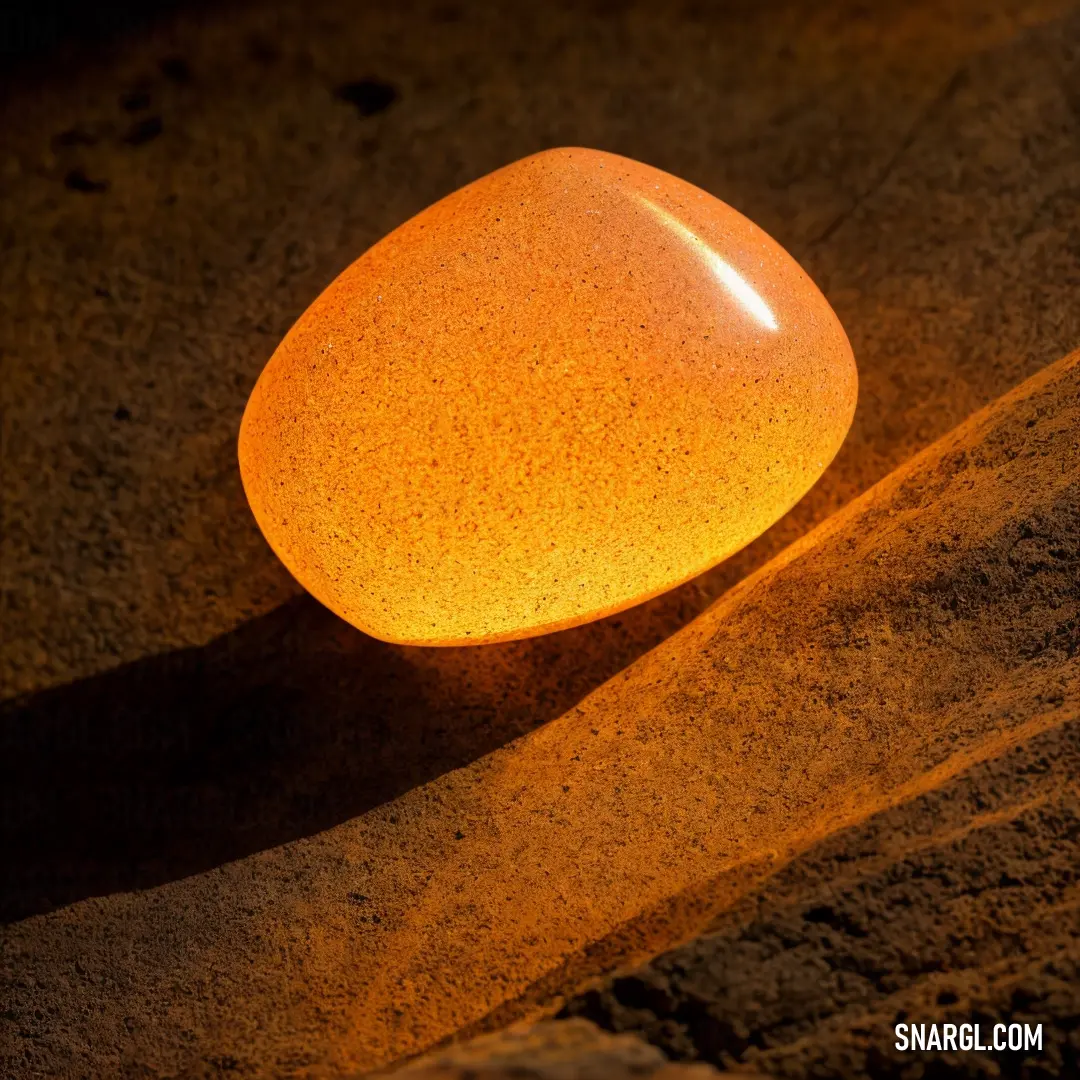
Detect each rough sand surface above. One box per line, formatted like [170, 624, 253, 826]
[3, 2, 1080, 1078]
[385, 1018, 725, 1079]
[563, 722, 1080, 1077]
[4, 346, 1078, 1075]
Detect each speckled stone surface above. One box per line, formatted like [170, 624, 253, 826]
[239, 147, 856, 645]
[3, 2, 1080, 1078]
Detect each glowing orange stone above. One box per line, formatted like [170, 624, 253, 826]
[238, 148, 857, 645]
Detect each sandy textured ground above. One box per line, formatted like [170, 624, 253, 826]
[2, 1, 1080, 1078]
[6, 330, 1079, 1079]
[562, 720, 1080, 1077]
[388, 1018, 728, 1080]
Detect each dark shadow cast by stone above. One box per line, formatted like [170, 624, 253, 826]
[0, 577, 736, 923]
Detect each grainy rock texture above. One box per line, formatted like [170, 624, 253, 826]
[3, 2, 1080, 1079]
[385, 1019, 725, 1080]
[562, 722, 1080, 1078]
[3, 348, 1078, 1075]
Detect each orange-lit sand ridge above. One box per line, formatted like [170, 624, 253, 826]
[238, 148, 857, 645]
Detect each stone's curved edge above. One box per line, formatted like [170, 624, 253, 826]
[694, 346, 1080, 617]
[238, 143, 857, 647]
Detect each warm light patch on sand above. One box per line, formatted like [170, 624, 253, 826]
[323, 353, 1080, 1071]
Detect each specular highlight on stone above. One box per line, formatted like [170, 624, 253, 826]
[238, 148, 858, 644]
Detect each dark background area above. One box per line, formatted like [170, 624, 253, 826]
[1, 0, 193, 64]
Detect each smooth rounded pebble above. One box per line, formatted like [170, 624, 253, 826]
[238, 147, 857, 645]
